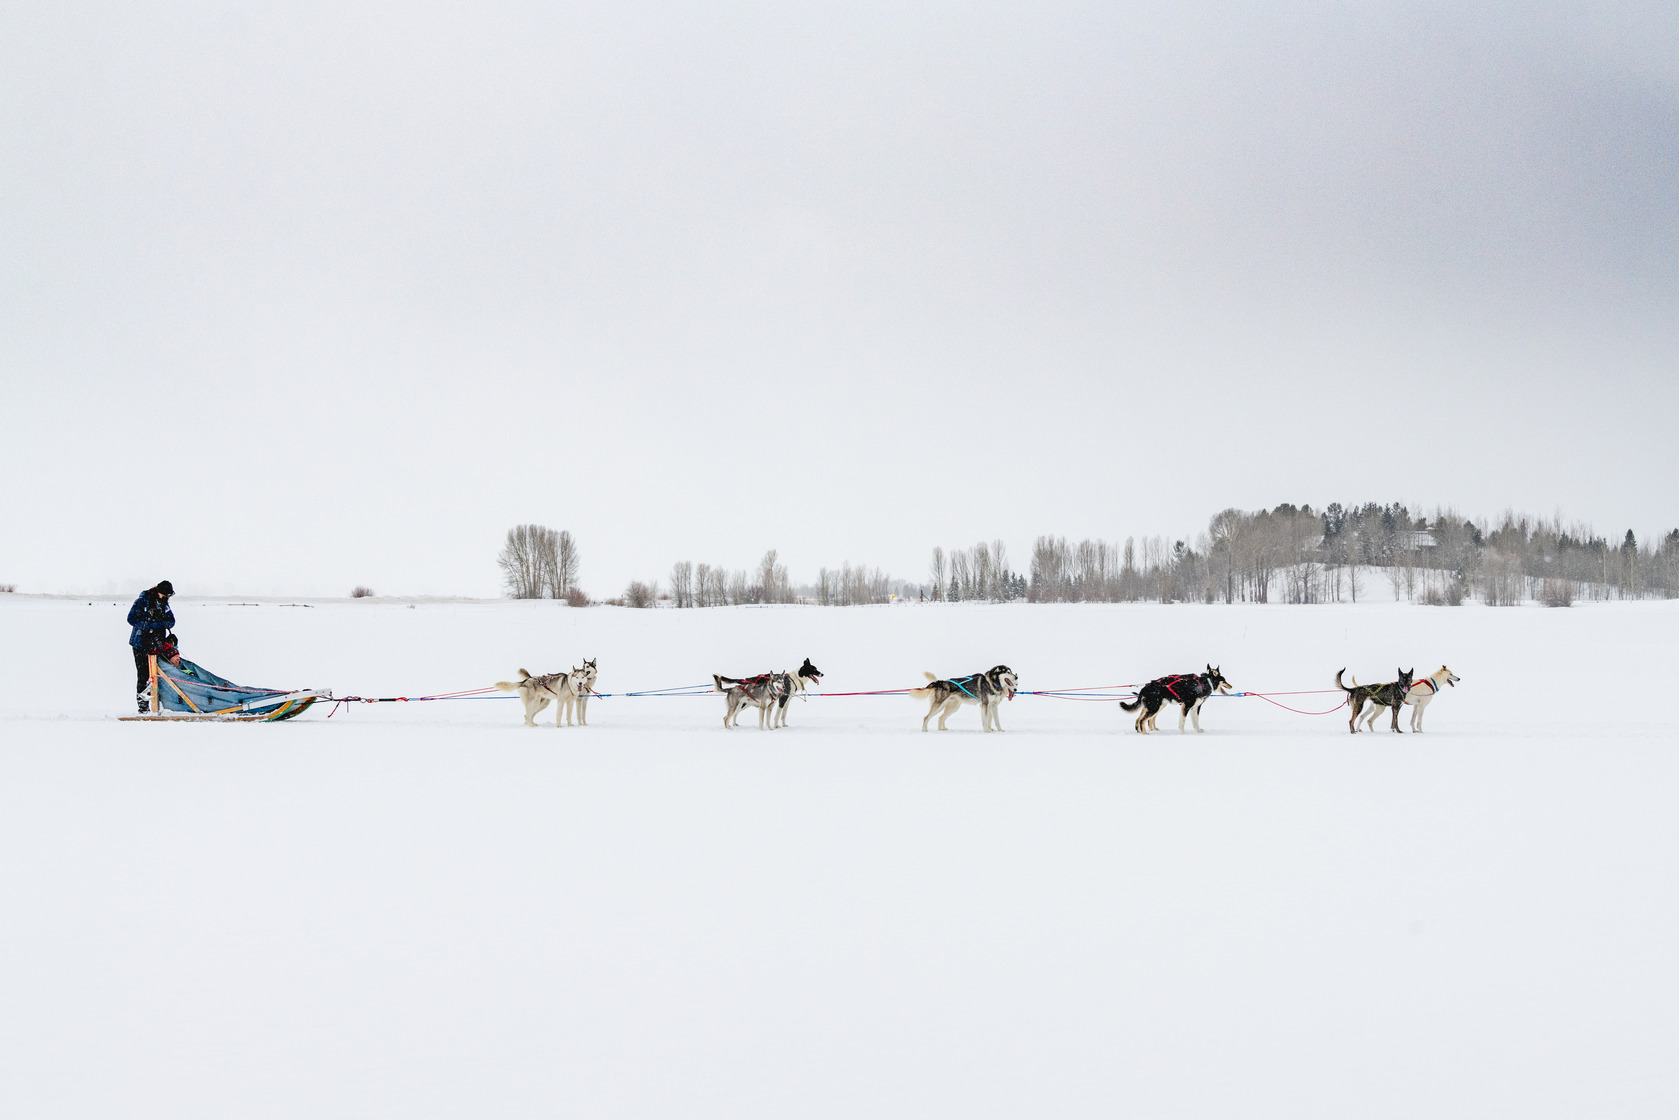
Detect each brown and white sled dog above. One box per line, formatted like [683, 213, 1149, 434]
[1335, 667, 1415, 733]
[911, 665, 1018, 732]
[1402, 665, 1459, 731]
[496, 662, 596, 728]
[770, 658, 823, 729]
[1119, 666, 1232, 734]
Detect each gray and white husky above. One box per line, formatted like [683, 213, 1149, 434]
[713, 671, 779, 729]
[911, 665, 1018, 732]
[496, 658, 597, 727]
[714, 658, 824, 730]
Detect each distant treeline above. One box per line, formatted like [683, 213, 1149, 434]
[503, 505, 1679, 607]
[1012, 504, 1679, 606]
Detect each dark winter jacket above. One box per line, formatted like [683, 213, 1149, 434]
[127, 591, 174, 650]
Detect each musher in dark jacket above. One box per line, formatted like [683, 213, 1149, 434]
[127, 580, 175, 712]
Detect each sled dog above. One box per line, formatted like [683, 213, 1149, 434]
[1120, 665, 1232, 734]
[1402, 665, 1459, 732]
[496, 666, 591, 728]
[1335, 667, 1415, 734]
[911, 665, 1018, 732]
[713, 671, 778, 729]
[562, 658, 598, 726]
[771, 658, 823, 729]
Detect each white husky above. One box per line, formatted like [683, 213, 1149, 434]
[563, 658, 597, 726]
[1402, 665, 1460, 731]
[495, 658, 597, 727]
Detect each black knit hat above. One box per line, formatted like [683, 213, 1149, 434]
[155, 580, 174, 596]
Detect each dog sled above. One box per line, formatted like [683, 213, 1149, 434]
[122, 653, 330, 722]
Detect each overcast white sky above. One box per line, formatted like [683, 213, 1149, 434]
[3, 1, 1676, 596]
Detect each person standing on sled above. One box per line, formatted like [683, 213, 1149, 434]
[127, 580, 175, 712]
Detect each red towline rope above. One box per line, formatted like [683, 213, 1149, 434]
[1240, 691, 1349, 716]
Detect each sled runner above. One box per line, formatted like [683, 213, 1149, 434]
[121, 654, 329, 722]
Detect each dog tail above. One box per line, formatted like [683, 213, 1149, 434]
[1119, 697, 1142, 711]
[713, 674, 727, 693]
[495, 668, 534, 692]
[909, 671, 939, 699]
[1335, 668, 1356, 694]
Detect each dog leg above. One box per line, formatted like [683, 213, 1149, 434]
[938, 698, 957, 730]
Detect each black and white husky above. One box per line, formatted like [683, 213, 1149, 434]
[911, 665, 1018, 732]
[1120, 665, 1232, 734]
[1335, 667, 1415, 733]
[770, 658, 823, 729]
[496, 660, 597, 728]
[1402, 665, 1459, 731]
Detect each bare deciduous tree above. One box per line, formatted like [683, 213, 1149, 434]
[669, 561, 694, 608]
[499, 524, 581, 599]
[757, 550, 791, 604]
[498, 524, 554, 599]
[552, 530, 580, 597]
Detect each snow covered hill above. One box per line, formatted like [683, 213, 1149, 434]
[2, 596, 1677, 1118]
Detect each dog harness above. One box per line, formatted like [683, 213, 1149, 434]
[1157, 674, 1203, 700]
[1411, 677, 1438, 694]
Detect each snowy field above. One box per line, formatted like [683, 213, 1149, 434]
[3, 594, 1678, 1118]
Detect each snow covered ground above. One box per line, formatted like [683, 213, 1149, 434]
[2, 594, 1678, 1118]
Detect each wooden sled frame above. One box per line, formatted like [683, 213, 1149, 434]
[120, 655, 328, 722]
